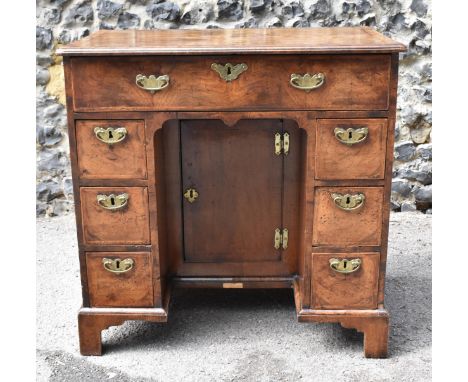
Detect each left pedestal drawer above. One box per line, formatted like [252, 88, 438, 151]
[86, 252, 153, 307]
[80, 187, 150, 245]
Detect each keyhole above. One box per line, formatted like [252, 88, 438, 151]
[110, 197, 115, 206]
[342, 260, 347, 268]
[348, 131, 353, 139]
[115, 259, 120, 268]
[190, 190, 194, 198]
[108, 130, 114, 139]
[227, 66, 232, 75]
[346, 196, 351, 205]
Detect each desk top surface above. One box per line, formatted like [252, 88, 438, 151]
[57, 27, 406, 56]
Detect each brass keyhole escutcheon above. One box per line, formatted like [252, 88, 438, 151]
[184, 188, 199, 203]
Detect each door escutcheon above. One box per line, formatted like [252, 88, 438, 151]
[184, 188, 199, 203]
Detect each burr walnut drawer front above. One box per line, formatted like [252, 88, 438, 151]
[76, 120, 147, 180]
[70, 55, 390, 112]
[313, 187, 384, 247]
[315, 119, 388, 180]
[311, 252, 380, 309]
[86, 252, 153, 307]
[80, 187, 150, 245]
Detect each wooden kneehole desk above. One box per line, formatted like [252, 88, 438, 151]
[58, 27, 406, 357]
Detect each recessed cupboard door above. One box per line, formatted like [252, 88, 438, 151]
[180, 119, 294, 277]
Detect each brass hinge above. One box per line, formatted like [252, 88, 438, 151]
[274, 132, 290, 156]
[274, 228, 289, 250]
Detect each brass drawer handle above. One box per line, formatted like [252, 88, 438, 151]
[331, 192, 365, 211]
[329, 258, 362, 274]
[334, 127, 369, 146]
[96, 193, 129, 211]
[211, 63, 248, 82]
[290, 73, 325, 92]
[102, 258, 134, 274]
[135, 74, 170, 93]
[94, 127, 127, 145]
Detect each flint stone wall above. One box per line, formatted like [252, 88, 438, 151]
[36, 0, 432, 216]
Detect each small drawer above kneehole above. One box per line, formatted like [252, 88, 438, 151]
[311, 252, 380, 309]
[313, 187, 384, 247]
[76, 120, 147, 180]
[80, 187, 150, 245]
[315, 119, 388, 180]
[86, 252, 153, 307]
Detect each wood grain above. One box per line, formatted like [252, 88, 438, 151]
[57, 27, 406, 56]
[312, 187, 384, 246]
[315, 119, 388, 180]
[181, 119, 287, 275]
[76, 120, 147, 180]
[80, 187, 150, 245]
[86, 252, 153, 307]
[70, 55, 390, 112]
[311, 252, 380, 309]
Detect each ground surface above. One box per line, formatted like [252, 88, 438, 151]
[36, 212, 431, 382]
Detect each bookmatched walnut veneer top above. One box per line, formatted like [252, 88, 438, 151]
[57, 27, 406, 56]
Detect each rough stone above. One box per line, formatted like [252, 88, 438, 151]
[309, 0, 331, 20]
[414, 185, 431, 203]
[397, 161, 432, 185]
[392, 179, 412, 197]
[39, 7, 62, 25]
[117, 12, 141, 29]
[146, 1, 181, 21]
[37, 180, 64, 202]
[36, 66, 51, 86]
[283, 2, 305, 18]
[217, 0, 244, 21]
[181, 1, 214, 24]
[410, 0, 427, 17]
[401, 201, 417, 212]
[64, 1, 94, 27]
[250, 0, 267, 13]
[394, 141, 416, 162]
[37, 125, 63, 147]
[416, 143, 432, 160]
[37, 27, 53, 50]
[97, 0, 123, 20]
[37, 150, 69, 174]
[127, 0, 149, 4]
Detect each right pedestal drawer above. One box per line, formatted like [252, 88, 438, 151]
[313, 187, 384, 247]
[311, 252, 380, 309]
[315, 119, 388, 180]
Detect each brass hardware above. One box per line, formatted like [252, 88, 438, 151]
[211, 63, 248, 82]
[96, 193, 129, 211]
[290, 73, 325, 92]
[275, 133, 282, 155]
[102, 258, 134, 274]
[282, 228, 289, 250]
[94, 126, 128, 145]
[184, 188, 199, 203]
[329, 258, 362, 274]
[223, 283, 244, 288]
[334, 127, 369, 146]
[274, 132, 290, 156]
[283, 132, 290, 155]
[331, 192, 365, 211]
[274, 228, 288, 250]
[135, 74, 170, 93]
[274, 228, 282, 249]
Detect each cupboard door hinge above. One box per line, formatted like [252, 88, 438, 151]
[274, 132, 290, 156]
[274, 228, 289, 250]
